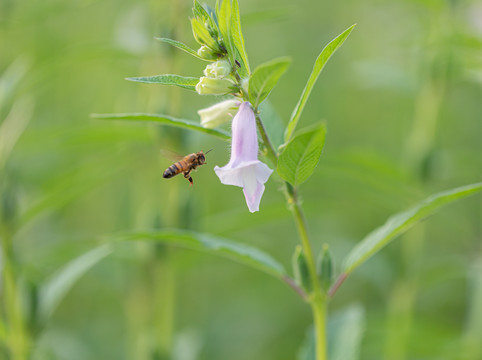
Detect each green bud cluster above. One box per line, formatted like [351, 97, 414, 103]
[190, 1, 249, 97]
[191, 2, 226, 61]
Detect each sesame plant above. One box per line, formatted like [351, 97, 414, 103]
[88, 1, 482, 359]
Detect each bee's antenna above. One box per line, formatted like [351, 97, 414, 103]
[205, 148, 213, 155]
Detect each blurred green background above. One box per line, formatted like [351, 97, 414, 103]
[1, 0, 481, 359]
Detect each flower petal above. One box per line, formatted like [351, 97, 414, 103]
[243, 182, 265, 213]
[213, 102, 273, 213]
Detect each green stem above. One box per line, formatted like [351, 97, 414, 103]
[253, 111, 327, 360]
[286, 183, 326, 360]
[311, 299, 327, 360]
[1, 234, 29, 360]
[254, 111, 278, 166]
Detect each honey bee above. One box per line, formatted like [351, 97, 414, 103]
[162, 149, 212, 185]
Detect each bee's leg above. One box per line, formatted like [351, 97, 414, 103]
[184, 171, 193, 186]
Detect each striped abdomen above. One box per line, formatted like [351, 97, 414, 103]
[163, 161, 185, 178]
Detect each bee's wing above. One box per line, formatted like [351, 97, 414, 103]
[159, 149, 184, 161]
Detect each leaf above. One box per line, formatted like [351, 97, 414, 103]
[284, 24, 356, 142]
[91, 113, 230, 140]
[155, 38, 208, 61]
[277, 122, 327, 186]
[216, 0, 233, 61]
[463, 259, 482, 359]
[248, 57, 291, 108]
[116, 229, 287, 278]
[342, 182, 482, 274]
[231, 0, 250, 77]
[191, 18, 218, 51]
[327, 305, 365, 360]
[125, 74, 199, 91]
[38, 244, 113, 322]
[258, 101, 285, 150]
[297, 326, 315, 360]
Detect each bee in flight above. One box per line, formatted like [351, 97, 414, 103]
[162, 149, 212, 185]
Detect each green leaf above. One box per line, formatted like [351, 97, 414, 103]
[342, 182, 482, 274]
[277, 122, 327, 186]
[327, 305, 365, 360]
[193, 0, 219, 39]
[117, 229, 286, 278]
[284, 24, 356, 142]
[231, 0, 250, 77]
[91, 113, 230, 140]
[258, 101, 285, 150]
[191, 17, 218, 50]
[248, 57, 291, 108]
[155, 38, 209, 61]
[38, 244, 113, 322]
[297, 326, 315, 360]
[126, 74, 199, 91]
[216, 0, 233, 60]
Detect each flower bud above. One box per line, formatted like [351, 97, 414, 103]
[191, 18, 217, 50]
[197, 45, 218, 60]
[316, 244, 334, 292]
[292, 245, 311, 292]
[195, 76, 236, 95]
[204, 60, 231, 78]
[198, 99, 240, 128]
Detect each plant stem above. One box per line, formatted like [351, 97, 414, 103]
[286, 183, 327, 360]
[1, 234, 29, 360]
[254, 111, 327, 360]
[311, 298, 327, 360]
[254, 111, 278, 166]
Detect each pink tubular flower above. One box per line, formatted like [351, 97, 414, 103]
[214, 102, 273, 213]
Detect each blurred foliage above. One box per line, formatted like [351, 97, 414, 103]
[0, 0, 481, 359]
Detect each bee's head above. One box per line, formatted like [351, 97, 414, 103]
[197, 152, 206, 164]
[199, 149, 212, 164]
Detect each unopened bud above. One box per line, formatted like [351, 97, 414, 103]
[198, 99, 240, 128]
[317, 244, 334, 292]
[195, 76, 236, 95]
[197, 45, 218, 60]
[191, 18, 219, 51]
[292, 245, 311, 292]
[204, 60, 231, 78]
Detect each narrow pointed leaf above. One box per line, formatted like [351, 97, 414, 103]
[155, 38, 208, 61]
[191, 18, 218, 50]
[343, 182, 482, 274]
[277, 122, 326, 186]
[38, 244, 113, 322]
[231, 0, 250, 77]
[285, 24, 356, 141]
[248, 57, 291, 108]
[217, 0, 234, 61]
[91, 113, 230, 140]
[117, 229, 286, 278]
[126, 74, 199, 91]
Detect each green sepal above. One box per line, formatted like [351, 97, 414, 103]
[292, 245, 311, 292]
[317, 244, 334, 292]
